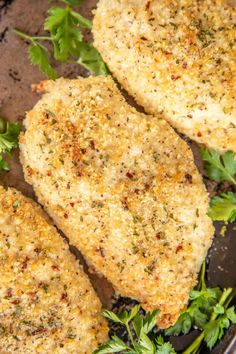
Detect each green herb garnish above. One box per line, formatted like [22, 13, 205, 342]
[94, 262, 236, 353]
[0, 117, 20, 171]
[208, 192, 236, 222]
[13, 0, 108, 78]
[165, 262, 236, 353]
[94, 305, 176, 354]
[201, 148, 236, 185]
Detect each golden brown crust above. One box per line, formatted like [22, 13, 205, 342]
[0, 186, 108, 353]
[93, 0, 236, 152]
[20, 76, 214, 328]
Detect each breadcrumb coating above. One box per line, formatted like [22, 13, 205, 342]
[20, 76, 214, 328]
[93, 0, 236, 152]
[0, 186, 108, 353]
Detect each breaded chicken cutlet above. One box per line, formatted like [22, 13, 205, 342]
[0, 186, 108, 353]
[93, 0, 236, 152]
[20, 76, 214, 328]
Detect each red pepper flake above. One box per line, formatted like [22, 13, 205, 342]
[90, 140, 95, 150]
[197, 131, 202, 137]
[6, 288, 13, 298]
[126, 172, 134, 179]
[145, 1, 151, 10]
[27, 167, 34, 177]
[12, 299, 20, 305]
[176, 245, 183, 253]
[60, 293, 68, 301]
[52, 265, 59, 271]
[187, 114, 193, 118]
[156, 233, 161, 240]
[140, 36, 147, 40]
[28, 291, 38, 300]
[66, 182, 70, 190]
[64, 213, 69, 219]
[171, 74, 181, 81]
[77, 171, 83, 177]
[21, 256, 29, 271]
[99, 247, 105, 258]
[34, 248, 41, 254]
[185, 173, 193, 183]
[182, 62, 188, 69]
[164, 50, 173, 55]
[122, 197, 129, 211]
[70, 202, 74, 207]
[81, 148, 86, 154]
[134, 188, 141, 194]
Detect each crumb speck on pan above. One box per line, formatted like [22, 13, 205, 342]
[93, 0, 236, 152]
[20, 75, 214, 328]
[0, 186, 108, 353]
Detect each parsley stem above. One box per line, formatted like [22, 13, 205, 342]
[12, 29, 52, 42]
[125, 323, 136, 348]
[210, 288, 232, 321]
[197, 261, 206, 291]
[224, 295, 234, 309]
[183, 332, 204, 354]
[183, 288, 233, 354]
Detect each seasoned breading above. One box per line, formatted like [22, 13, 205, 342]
[0, 186, 108, 353]
[93, 0, 236, 152]
[20, 76, 214, 328]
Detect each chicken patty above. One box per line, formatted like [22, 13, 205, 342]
[20, 76, 214, 328]
[93, 0, 236, 152]
[0, 186, 108, 353]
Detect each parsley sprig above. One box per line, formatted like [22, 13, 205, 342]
[201, 149, 236, 186]
[0, 117, 20, 171]
[13, 0, 108, 78]
[165, 262, 236, 353]
[94, 306, 175, 354]
[94, 263, 236, 354]
[201, 148, 236, 222]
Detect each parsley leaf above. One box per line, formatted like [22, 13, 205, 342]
[44, 5, 92, 63]
[139, 332, 156, 353]
[45, 7, 83, 62]
[142, 310, 160, 334]
[0, 120, 20, 171]
[156, 336, 176, 354]
[208, 192, 236, 222]
[201, 148, 236, 185]
[204, 320, 220, 349]
[77, 42, 109, 76]
[0, 122, 19, 153]
[226, 306, 236, 323]
[0, 155, 10, 171]
[93, 335, 129, 354]
[165, 313, 192, 336]
[28, 44, 57, 80]
[102, 310, 126, 325]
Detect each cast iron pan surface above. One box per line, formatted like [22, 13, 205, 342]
[0, 0, 235, 352]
